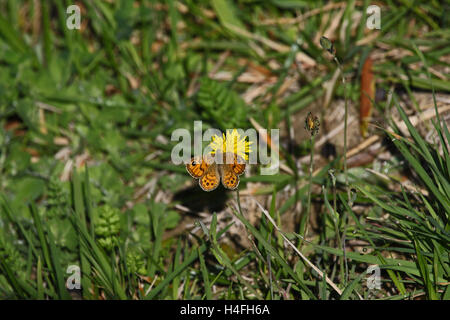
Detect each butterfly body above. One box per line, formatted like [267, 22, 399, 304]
[186, 152, 245, 191]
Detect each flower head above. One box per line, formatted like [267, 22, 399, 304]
[209, 129, 252, 160]
[304, 112, 320, 136]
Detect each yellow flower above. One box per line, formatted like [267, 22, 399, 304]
[209, 129, 252, 160]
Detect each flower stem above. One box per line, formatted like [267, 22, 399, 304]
[301, 134, 315, 246]
[320, 37, 350, 285]
[332, 56, 350, 205]
[333, 55, 351, 285]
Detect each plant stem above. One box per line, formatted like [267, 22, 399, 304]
[341, 211, 349, 284]
[334, 58, 351, 286]
[236, 188, 243, 215]
[329, 170, 345, 285]
[319, 36, 351, 285]
[302, 134, 315, 247]
[332, 56, 351, 205]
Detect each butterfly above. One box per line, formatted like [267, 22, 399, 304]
[305, 112, 320, 136]
[186, 152, 246, 191]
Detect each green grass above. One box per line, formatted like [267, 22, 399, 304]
[0, 0, 449, 300]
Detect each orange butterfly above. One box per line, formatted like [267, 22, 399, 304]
[186, 152, 246, 191]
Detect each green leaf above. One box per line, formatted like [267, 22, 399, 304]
[211, 0, 245, 31]
[340, 272, 365, 300]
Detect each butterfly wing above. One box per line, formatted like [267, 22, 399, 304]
[186, 156, 209, 178]
[220, 153, 245, 190]
[220, 164, 240, 190]
[186, 155, 219, 192]
[199, 162, 220, 191]
[231, 154, 246, 176]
